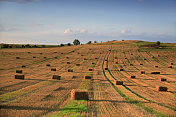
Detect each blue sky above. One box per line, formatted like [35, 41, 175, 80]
[0, 0, 176, 44]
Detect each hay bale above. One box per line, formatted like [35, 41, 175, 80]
[155, 66, 158, 68]
[119, 69, 124, 71]
[68, 69, 73, 72]
[28, 52, 31, 54]
[92, 62, 95, 65]
[130, 75, 136, 79]
[144, 58, 147, 60]
[105, 68, 108, 70]
[16, 57, 20, 59]
[140, 71, 145, 74]
[72, 76, 77, 79]
[115, 62, 118, 64]
[89, 68, 93, 71]
[170, 63, 174, 65]
[52, 75, 60, 80]
[51, 68, 56, 71]
[114, 80, 123, 85]
[76, 64, 80, 66]
[151, 72, 160, 74]
[22, 65, 26, 68]
[71, 89, 89, 100]
[33, 56, 36, 58]
[168, 66, 172, 68]
[81, 54, 84, 56]
[158, 55, 160, 57]
[15, 75, 24, 80]
[54, 57, 57, 59]
[46, 64, 50, 66]
[130, 64, 133, 66]
[40, 53, 43, 54]
[156, 86, 167, 91]
[158, 78, 167, 81]
[114, 57, 118, 59]
[85, 75, 92, 79]
[67, 62, 71, 64]
[66, 57, 69, 59]
[16, 70, 22, 73]
[61, 53, 63, 54]
[125, 58, 127, 59]
[84, 58, 87, 60]
[109, 49, 111, 51]
[44, 57, 47, 58]
[95, 57, 98, 59]
[140, 63, 143, 65]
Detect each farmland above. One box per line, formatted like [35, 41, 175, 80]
[0, 40, 175, 117]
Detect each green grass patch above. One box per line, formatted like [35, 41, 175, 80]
[50, 100, 88, 117]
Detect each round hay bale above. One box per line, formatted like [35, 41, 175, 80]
[168, 66, 173, 68]
[114, 57, 118, 59]
[155, 65, 158, 68]
[40, 53, 43, 54]
[170, 63, 174, 65]
[33, 56, 36, 58]
[16, 57, 20, 59]
[54, 57, 57, 59]
[129, 64, 133, 66]
[67, 62, 71, 64]
[144, 58, 147, 60]
[140, 63, 143, 65]
[44, 57, 47, 58]
[66, 57, 69, 59]
[92, 62, 95, 65]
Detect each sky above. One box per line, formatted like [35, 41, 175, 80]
[0, 0, 176, 44]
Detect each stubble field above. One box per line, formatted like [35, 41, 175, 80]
[0, 40, 175, 117]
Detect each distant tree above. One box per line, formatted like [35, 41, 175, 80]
[67, 43, 71, 46]
[60, 44, 64, 47]
[73, 39, 80, 45]
[2, 44, 9, 48]
[94, 41, 97, 43]
[41, 45, 46, 48]
[26, 44, 31, 48]
[87, 41, 92, 44]
[155, 41, 160, 46]
[22, 45, 25, 48]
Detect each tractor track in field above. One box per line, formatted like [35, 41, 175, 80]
[105, 49, 176, 111]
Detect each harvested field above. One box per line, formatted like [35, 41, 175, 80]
[0, 40, 176, 117]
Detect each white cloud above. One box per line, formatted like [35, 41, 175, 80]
[64, 28, 72, 34]
[120, 29, 131, 34]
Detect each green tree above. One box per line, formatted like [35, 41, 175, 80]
[94, 41, 97, 43]
[67, 43, 71, 46]
[73, 39, 80, 45]
[87, 41, 92, 44]
[156, 41, 160, 46]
